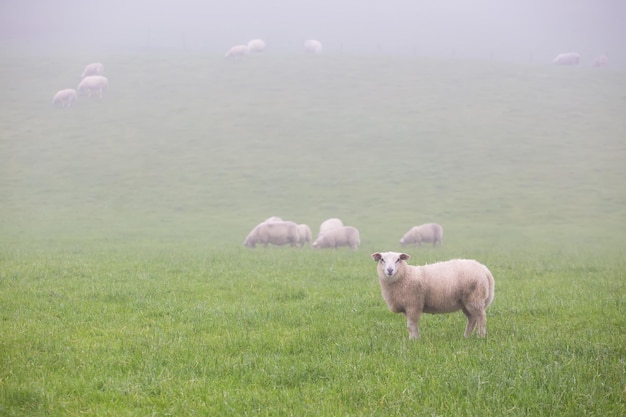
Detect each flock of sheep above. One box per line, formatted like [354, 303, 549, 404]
[552, 51, 609, 66]
[244, 217, 443, 250]
[225, 38, 322, 58]
[245, 216, 495, 340]
[52, 62, 109, 108]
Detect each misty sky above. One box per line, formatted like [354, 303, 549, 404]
[1, 0, 624, 64]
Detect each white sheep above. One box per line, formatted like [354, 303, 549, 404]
[312, 226, 360, 250]
[247, 39, 266, 53]
[304, 39, 322, 54]
[264, 216, 283, 223]
[52, 88, 78, 108]
[399, 223, 443, 247]
[225, 45, 250, 58]
[318, 217, 344, 238]
[81, 62, 104, 78]
[77, 75, 108, 98]
[371, 252, 495, 339]
[243, 220, 299, 248]
[296, 224, 312, 247]
[552, 52, 580, 65]
[592, 54, 609, 67]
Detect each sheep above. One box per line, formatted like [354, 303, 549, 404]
[318, 217, 344, 238]
[296, 224, 312, 247]
[247, 39, 266, 53]
[312, 226, 360, 250]
[243, 220, 299, 248]
[304, 39, 322, 54]
[371, 252, 495, 339]
[77, 75, 108, 98]
[52, 88, 78, 108]
[592, 54, 609, 67]
[552, 52, 580, 65]
[81, 62, 104, 78]
[399, 223, 443, 247]
[225, 44, 249, 58]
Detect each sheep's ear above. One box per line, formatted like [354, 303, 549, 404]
[371, 253, 382, 262]
[399, 253, 410, 261]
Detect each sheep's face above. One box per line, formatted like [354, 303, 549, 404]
[371, 252, 410, 278]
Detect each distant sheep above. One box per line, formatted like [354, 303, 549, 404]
[371, 252, 495, 339]
[225, 45, 249, 58]
[81, 62, 104, 78]
[318, 218, 343, 237]
[304, 39, 322, 54]
[552, 52, 580, 65]
[247, 39, 266, 53]
[52, 88, 77, 108]
[296, 224, 312, 247]
[77, 75, 108, 98]
[312, 226, 360, 250]
[243, 220, 299, 248]
[399, 223, 443, 247]
[592, 54, 609, 67]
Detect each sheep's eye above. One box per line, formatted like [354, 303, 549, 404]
[380, 259, 385, 264]
[395, 259, 400, 263]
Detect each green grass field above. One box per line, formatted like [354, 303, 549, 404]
[1, 49, 625, 416]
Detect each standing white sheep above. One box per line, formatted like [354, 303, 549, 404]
[399, 223, 443, 247]
[318, 218, 344, 238]
[371, 252, 495, 339]
[304, 39, 322, 54]
[247, 39, 266, 53]
[52, 88, 78, 108]
[312, 226, 360, 250]
[225, 45, 250, 58]
[81, 62, 104, 78]
[592, 54, 609, 67]
[77, 75, 108, 98]
[243, 220, 299, 248]
[552, 52, 580, 65]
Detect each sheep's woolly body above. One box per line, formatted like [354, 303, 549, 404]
[400, 223, 443, 247]
[372, 252, 494, 339]
[243, 220, 299, 248]
[304, 40, 322, 54]
[81, 62, 104, 78]
[52, 88, 78, 108]
[225, 45, 250, 58]
[552, 52, 580, 65]
[318, 218, 343, 237]
[78, 75, 108, 98]
[312, 226, 359, 250]
[247, 39, 266, 53]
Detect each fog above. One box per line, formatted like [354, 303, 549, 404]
[1, 0, 625, 64]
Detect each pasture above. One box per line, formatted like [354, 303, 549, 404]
[1, 48, 625, 416]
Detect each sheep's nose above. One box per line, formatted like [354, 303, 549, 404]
[386, 267, 394, 276]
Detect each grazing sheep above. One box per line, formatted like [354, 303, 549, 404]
[296, 224, 312, 247]
[552, 52, 580, 65]
[225, 44, 249, 58]
[592, 54, 609, 67]
[247, 39, 266, 53]
[304, 39, 322, 54]
[77, 75, 108, 98]
[371, 252, 495, 339]
[318, 218, 344, 238]
[400, 223, 443, 247]
[312, 226, 360, 250]
[243, 220, 299, 248]
[52, 88, 77, 108]
[81, 62, 104, 78]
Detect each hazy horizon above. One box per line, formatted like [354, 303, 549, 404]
[1, 1, 624, 64]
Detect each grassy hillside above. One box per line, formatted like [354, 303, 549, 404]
[1, 50, 625, 416]
[1, 51, 624, 250]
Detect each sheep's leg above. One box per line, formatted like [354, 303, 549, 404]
[476, 310, 487, 337]
[405, 310, 421, 339]
[462, 307, 478, 337]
